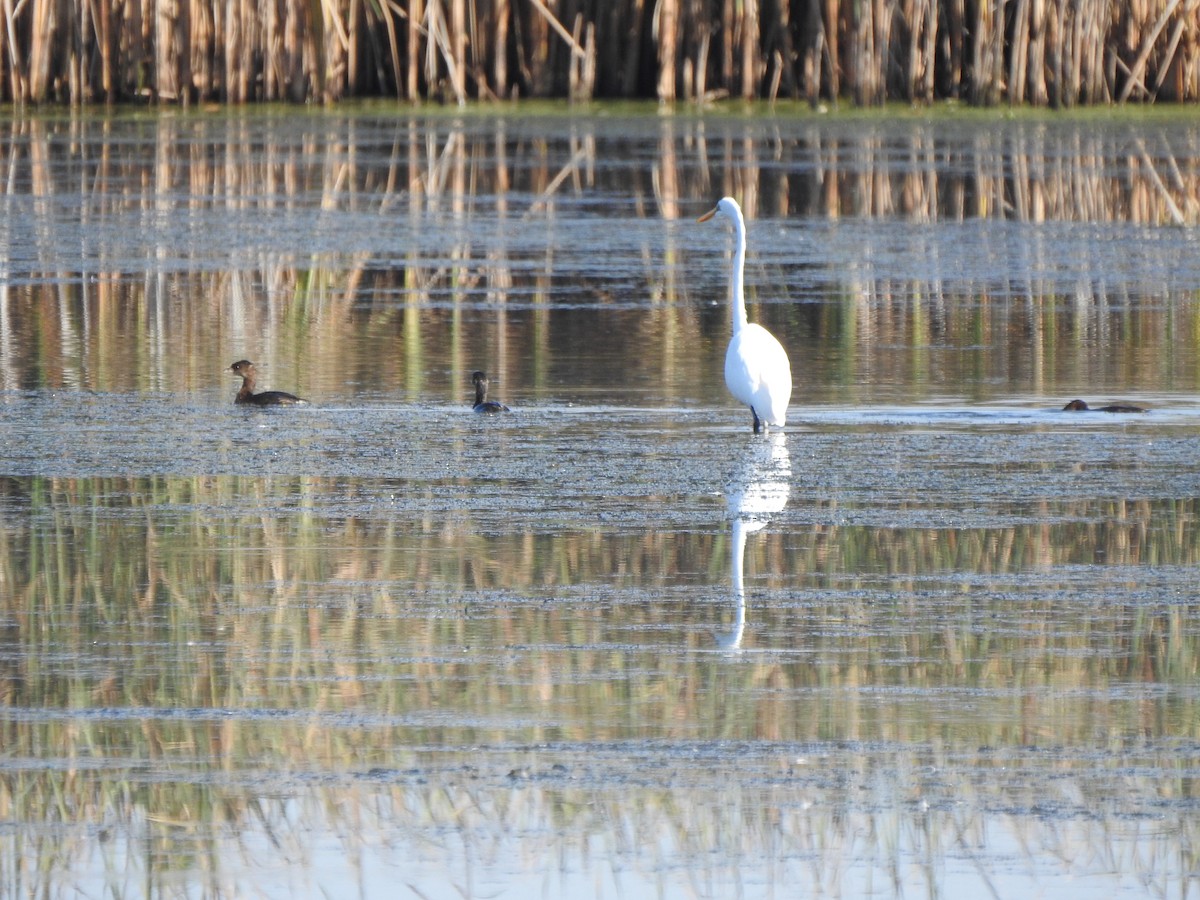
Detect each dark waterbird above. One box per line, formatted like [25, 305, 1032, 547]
[472, 371, 509, 414]
[1063, 399, 1146, 414]
[229, 360, 307, 406]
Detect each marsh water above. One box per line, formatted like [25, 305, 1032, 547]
[2, 106, 1200, 898]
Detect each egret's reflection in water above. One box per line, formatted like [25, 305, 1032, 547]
[717, 431, 792, 650]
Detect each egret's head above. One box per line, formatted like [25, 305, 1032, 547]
[697, 196, 743, 225]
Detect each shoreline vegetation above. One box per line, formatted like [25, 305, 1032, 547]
[0, 0, 1197, 107]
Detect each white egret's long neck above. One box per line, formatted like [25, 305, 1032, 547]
[730, 209, 748, 335]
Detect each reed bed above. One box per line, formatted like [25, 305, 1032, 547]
[0, 0, 1197, 105]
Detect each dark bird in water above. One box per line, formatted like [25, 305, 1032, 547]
[1063, 399, 1146, 414]
[229, 360, 307, 406]
[472, 371, 509, 414]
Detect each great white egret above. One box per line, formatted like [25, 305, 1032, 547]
[228, 360, 307, 406]
[698, 197, 793, 433]
[472, 371, 510, 413]
[1062, 399, 1146, 413]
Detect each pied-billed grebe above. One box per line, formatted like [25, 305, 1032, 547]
[1063, 399, 1146, 414]
[698, 197, 792, 434]
[471, 371, 509, 414]
[229, 360, 307, 406]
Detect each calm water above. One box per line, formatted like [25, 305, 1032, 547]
[2, 106, 1200, 898]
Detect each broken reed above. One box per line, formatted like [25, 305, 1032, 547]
[0, 0, 1197, 105]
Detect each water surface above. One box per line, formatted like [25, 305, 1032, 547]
[1, 108, 1199, 898]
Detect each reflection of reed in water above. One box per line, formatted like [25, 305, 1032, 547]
[6, 742, 1198, 898]
[2, 115, 1198, 404]
[718, 432, 792, 649]
[2, 470, 1200, 897]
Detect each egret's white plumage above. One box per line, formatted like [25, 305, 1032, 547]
[698, 197, 792, 433]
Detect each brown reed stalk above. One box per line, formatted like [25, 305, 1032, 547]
[406, 0, 420, 99]
[493, 0, 507, 95]
[740, 0, 758, 99]
[656, 0, 676, 101]
[1009, 0, 1029, 103]
[27, 0, 54, 100]
[1, 0, 21, 100]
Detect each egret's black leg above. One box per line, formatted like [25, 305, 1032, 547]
[752, 408, 762, 434]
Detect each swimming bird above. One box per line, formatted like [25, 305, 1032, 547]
[698, 197, 792, 433]
[472, 371, 509, 413]
[1063, 399, 1146, 413]
[228, 360, 306, 406]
